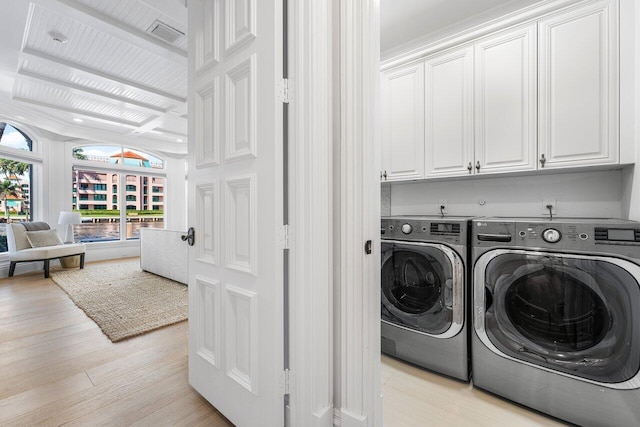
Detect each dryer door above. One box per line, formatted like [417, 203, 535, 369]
[381, 240, 464, 338]
[475, 249, 640, 388]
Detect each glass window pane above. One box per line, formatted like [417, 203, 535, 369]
[0, 123, 32, 151]
[73, 169, 120, 242]
[125, 175, 164, 240]
[0, 158, 32, 252]
[73, 145, 122, 163]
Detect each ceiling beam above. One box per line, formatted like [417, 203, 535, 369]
[34, 0, 187, 65]
[16, 67, 171, 115]
[21, 48, 186, 104]
[12, 95, 141, 128]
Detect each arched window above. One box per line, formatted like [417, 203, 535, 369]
[0, 123, 37, 253]
[71, 144, 165, 242]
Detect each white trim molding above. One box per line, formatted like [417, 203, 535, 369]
[288, 0, 335, 425]
[339, 1, 382, 426]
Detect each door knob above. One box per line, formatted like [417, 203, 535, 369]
[181, 227, 195, 246]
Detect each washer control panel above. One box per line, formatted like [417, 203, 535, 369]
[381, 217, 466, 243]
[542, 228, 562, 243]
[401, 223, 413, 234]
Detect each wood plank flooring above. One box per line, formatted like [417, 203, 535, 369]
[0, 260, 231, 427]
[1, 258, 566, 426]
[381, 354, 567, 426]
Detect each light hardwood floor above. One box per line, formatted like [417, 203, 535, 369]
[0, 259, 231, 427]
[1, 259, 566, 426]
[381, 355, 567, 426]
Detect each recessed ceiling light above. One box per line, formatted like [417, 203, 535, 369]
[177, 139, 183, 142]
[73, 118, 83, 123]
[48, 31, 68, 44]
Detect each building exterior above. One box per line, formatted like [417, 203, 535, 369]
[72, 151, 164, 212]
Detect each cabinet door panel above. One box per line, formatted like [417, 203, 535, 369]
[539, 0, 618, 168]
[424, 47, 473, 178]
[475, 25, 537, 174]
[382, 63, 425, 181]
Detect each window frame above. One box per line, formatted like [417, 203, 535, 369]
[0, 121, 42, 257]
[68, 142, 167, 245]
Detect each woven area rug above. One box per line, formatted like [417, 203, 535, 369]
[50, 259, 187, 342]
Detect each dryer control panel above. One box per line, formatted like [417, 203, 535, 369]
[473, 218, 640, 260]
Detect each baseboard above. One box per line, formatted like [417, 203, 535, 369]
[338, 409, 367, 427]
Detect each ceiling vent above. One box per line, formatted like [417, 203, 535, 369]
[147, 20, 184, 44]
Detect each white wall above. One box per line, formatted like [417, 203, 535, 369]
[389, 170, 624, 219]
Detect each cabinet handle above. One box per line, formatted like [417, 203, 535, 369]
[476, 161, 481, 172]
[539, 154, 546, 168]
[467, 162, 472, 173]
[383, 170, 387, 180]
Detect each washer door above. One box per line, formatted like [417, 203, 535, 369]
[475, 249, 640, 387]
[382, 240, 464, 338]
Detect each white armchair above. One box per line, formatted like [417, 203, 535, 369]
[6, 222, 86, 278]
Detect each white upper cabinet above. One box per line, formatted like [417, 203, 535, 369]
[538, 0, 618, 169]
[475, 24, 537, 174]
[382, 62, 425, 181]
[424, 46, 474, 178]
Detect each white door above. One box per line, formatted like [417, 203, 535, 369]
[538, 0, 618, 169]
[381, 62, 425, 181]
[424, 46, 474, 178]
[475, 24, 537, 174]
[187, 1, 284, 426]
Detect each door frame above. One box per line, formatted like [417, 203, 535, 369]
[286, 0, 381, 426]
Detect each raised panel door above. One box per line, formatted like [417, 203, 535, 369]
[538, 0, 618, 169]
[424, 46, 474, 178]
[475, 24, 537, 174]
[382, 62, 425, 181]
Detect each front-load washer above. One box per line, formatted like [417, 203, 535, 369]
[381, 216, 474, 381]
[472, 217, 640, 427]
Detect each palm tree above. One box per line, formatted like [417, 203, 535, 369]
[0, 159, 29, 181]
[73, 147, 87, 160]
[0, 180, 19, 221]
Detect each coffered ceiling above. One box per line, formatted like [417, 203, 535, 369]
[0, 0, 188, 155]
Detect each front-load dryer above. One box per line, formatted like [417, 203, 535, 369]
[472, 217, 640, 427]
[381, 216, 474, 381]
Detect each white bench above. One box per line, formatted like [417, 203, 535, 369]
[7, 222, 86, 278]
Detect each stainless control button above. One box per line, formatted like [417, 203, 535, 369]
[579, 233, 588, 240]
[542, 228, 562, 243]
[389, 225, 394, 230]
[518, 231, 527, 238]
[401, 223, 413, 234]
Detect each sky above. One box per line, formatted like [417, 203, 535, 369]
[0, 125, 30, 150]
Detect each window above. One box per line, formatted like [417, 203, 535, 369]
[79, 194, 89, 201]
[152, 186, 161, 193]
[152, 196, 160, 202]
[0, 123, 39, 253]
[71, 146, 165, 243]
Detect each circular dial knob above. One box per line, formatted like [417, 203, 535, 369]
[401, 223, 413, 234]
[542, 228, 562, 243]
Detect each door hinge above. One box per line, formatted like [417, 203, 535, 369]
[278, 224, 293, 250]
[279, 78, 292, 103]
[279, 369, 295, 396]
